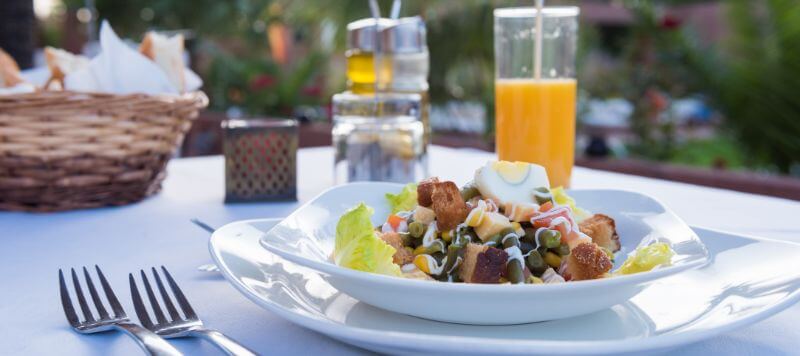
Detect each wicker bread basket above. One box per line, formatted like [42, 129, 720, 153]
[0, 90, 208, 212]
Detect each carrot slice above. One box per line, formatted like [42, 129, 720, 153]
[387, 214, 404, 230]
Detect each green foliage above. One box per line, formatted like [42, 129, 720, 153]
[690, 0, 800, 173]
[592, 1, 707, 161]
[669, 137, 746, 170]
[58, 0, 798, 174]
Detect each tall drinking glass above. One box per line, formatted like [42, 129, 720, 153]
[494, 7, 579, 187]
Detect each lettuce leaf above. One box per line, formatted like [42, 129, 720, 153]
[617, 242, 675, 275]
[334, 203, 376, 253]
[385, 183, 418, 214]
[334, 203, 401, 277]
[551, 186, 592, 222]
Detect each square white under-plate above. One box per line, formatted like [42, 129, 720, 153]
[210, 219, 800, 354]
[257, 182, 708, 324]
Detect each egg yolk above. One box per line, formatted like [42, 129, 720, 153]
[490, 161, 530, 184]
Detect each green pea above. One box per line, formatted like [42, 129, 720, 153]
[526, 251, 548, 276]
[555, 243, 570, 256]
[414, 239, 446, 255]
[502, 234, 520, 249]
[537, 245, 549, 258]
[533, 187, 553, 205]
[484, 234, 503, 247]
[408, 221, 426, 238]
[460, 183, 480, 201]
[499, 227, 516, 238]
[538, 229, 562, 249]
[399, 232, 414, 247]
[506, 260, 525, 284]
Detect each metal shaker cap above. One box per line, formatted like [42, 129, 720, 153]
[347, 16, 427, 54]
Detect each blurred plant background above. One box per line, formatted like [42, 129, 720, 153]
[14, 0, 800, 176]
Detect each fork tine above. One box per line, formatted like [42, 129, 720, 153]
[82, 267, 110, 320]
[129, 274, 154, 329]
[140, 270, 168, 325]
[151, 267, 181, 321]
[70, 268, 95, 323]
[59, 269, 80, 327]
[95, 265, 126, 318]
[161, 266, 197, 319]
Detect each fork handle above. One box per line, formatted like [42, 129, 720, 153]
[190, 329, 257, 356]
[114, 322, 183, 356]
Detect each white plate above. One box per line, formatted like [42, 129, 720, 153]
[258, 182, 709, 324]
[210, 220, 800, 355]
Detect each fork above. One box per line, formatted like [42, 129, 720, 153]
[130, 266, 257, 356]
[190, 218, 220, 273]
[58, 266, 182, 356]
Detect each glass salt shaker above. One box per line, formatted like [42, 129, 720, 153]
[332, 92, 425, 184]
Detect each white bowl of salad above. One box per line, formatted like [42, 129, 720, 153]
[261, 161, 709, 325]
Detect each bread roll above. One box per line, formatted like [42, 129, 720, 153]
[0, 48, 23, 88]
[139, 32, 186, 93]
[44, 47, 90, 89]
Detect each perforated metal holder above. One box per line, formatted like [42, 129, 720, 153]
[222, 119, 298, 203]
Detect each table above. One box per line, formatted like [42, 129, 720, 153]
[2, 146, 800, 355]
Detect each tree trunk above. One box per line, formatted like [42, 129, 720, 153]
[0, 0, 34, 69]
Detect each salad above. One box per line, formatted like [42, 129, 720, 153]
[333, 161, 674, 284]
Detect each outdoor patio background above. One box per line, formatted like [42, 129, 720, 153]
[3, 0, 799, 197]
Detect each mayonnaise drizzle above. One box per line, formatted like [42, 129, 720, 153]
[381, 223, 393, 233]
[504, 202, 539, 222]
[532, 189, 553, 199]
[447, 256, 463, 275]
[422, 254, 446, 275]
[396, 210, 414, 219]
[530, 206, 592, 248]
[549, 216, 571, 233]
[454, 223, 469, 245]
[501, 232, 518, 245]
[422, 221, 438, 247]
[465, 201, 487, 225]
[505, 246, 524, 266]
[531, 205, 572, 221]
[381, 219, 408, 233]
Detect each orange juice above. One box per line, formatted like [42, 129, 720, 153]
[495, 78, 577, 187]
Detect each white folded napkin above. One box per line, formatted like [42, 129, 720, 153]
[64, 20, 202, 95]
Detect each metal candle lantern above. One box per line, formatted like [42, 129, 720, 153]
[222, 119, 298, 202]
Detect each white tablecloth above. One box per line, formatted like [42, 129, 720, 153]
[2, 146, 800, 355]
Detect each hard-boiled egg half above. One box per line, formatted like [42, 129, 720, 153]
[474, 161, 550, 206]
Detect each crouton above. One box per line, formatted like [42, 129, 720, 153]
[431, 181, 469, 231]
[459, 243, 508, 283]
[380, 232, 414, 265]
[417, 177, 440, 207]
[566, 242, 613, 281]
[579, 214, 621, 252]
